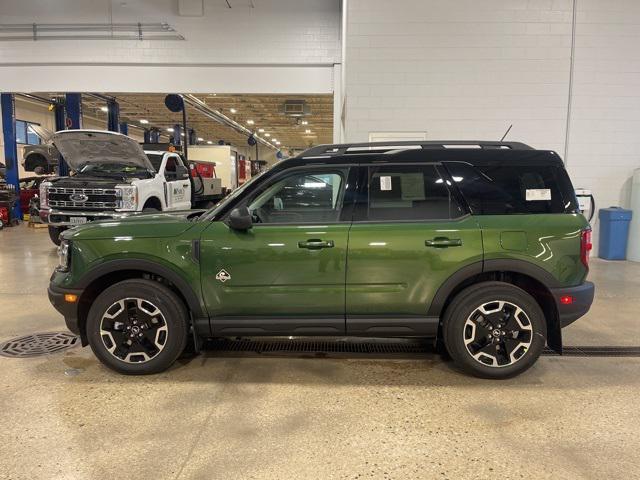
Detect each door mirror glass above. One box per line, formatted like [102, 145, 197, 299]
[176, 165, 189, 179]
[227, 207, 253, 230]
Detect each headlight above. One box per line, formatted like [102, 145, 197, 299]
[40, 180, 51, 209]
[57, 239, 71, 272]
[116, 185, 138, 211]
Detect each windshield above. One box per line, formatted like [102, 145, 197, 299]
[77, 163, 152, 179]
[201, 171, 267, 221]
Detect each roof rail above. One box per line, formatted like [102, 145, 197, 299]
[300, 140, 534, 158]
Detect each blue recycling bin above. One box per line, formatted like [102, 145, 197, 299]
[598, 207, 633, 260]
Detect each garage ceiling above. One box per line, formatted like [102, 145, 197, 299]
[82, 93, 334, 152]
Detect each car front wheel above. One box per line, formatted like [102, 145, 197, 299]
[443, 281, 547, 379]
[86, 279, 189, 374]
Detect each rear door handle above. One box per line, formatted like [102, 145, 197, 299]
[298, 239, 335, 250]
[425, 237, 463, 248]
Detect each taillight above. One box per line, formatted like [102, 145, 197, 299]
[580, 228, 592, 269]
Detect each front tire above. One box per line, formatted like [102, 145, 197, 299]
[48, 226, 66, 245]
[443, 281, 546, 379]
[86, 279, 189, 375]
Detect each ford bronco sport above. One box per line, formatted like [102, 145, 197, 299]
[48, 141, 594, 378]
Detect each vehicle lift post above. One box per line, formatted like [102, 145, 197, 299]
[107, 99, 120, 132]
[1, 93, 22, 220]
[119, 122, 128, 136]
[60, 93, 83, 177]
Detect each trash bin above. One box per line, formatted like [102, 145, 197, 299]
[598, 207, 633, 260]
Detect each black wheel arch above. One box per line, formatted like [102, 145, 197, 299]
[74, 259, 209, 344]
[429, 259, 563, 353]
[142, 197, 162, 210]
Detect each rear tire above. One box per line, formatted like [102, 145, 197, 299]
[86, 279, 189, 375]
[48, 226, 66, 245]
[442, 281, 546, 379]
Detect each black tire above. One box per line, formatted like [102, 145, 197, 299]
[86, 279, 189, 375]
[48, 226, 66, 245]
[442, 281, 547, 379]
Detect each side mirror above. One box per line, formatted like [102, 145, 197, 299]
[227, 207, 253, 231]
[176, 165, 189, 179]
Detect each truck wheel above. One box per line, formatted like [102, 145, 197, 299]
[86, 279, 189, 375]
[442, 281, 546, 379]
[48, 226, 66, 245]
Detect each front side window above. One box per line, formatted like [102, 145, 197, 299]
[248, 168, 348, 224]
[366, 164, 463, 221]
[16, 120, 42, 145]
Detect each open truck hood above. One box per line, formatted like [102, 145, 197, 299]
[50, 130, 153, 171]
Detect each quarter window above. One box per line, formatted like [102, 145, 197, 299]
[367, 165, 462, 221]
[248, 168, 348, 224]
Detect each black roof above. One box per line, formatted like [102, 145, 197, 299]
[282, 141, 563, 169]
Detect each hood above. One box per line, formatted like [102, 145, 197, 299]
[62, 210, 205, 241]
[50, 130, 153, 171]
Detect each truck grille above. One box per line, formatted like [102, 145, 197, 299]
[48, 187, 119, 210]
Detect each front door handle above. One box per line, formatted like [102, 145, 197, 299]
[298, 239, 335, 250]
[425, 237, 463, 248]
[182, 183, 190, 188]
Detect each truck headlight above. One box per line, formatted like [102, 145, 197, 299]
[57, 239, 71, 272]
[116, 185, 138, 211]
[40, 180, 51, 210]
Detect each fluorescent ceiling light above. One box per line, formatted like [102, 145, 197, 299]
[229, 108, 237, 113]
[139, 119, 149, 124]
[305, 129, 311, 134]
[197, 137, 204, 141]
[100, 106, 108, 112]
[180, 132, 185, 137]
[247, 120, 254, 125]
[258, 128, 265, 133]
[264, 133, 270, 137]
[276, 141, 281, 145]
[301, 120, 308, 125]
[206, 140, 213, 144]
[166, 127, 174, 132]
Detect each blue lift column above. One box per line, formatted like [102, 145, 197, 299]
[107, 100, 119, 132]
[53, 102, 68, 177]
[61, 93, 82, 176]
[1, 93, 22, 220]
[172, 124, 181, 145]
[150, 128, 160, 143]
[119, 122, 128, 136]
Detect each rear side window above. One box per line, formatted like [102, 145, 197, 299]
[366, 165, 463, 221]
[444, 162, 578, 214]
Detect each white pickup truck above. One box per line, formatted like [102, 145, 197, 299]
[39, 130, 221, 244]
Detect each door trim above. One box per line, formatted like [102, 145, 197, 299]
[212, 316, 345, 336]
[346, 315, 439, 336]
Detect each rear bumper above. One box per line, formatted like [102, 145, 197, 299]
[48, 284, 84, 336]
[551, 281, 595, 328]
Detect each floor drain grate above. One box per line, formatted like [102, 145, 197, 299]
[0, 332, 79, 358]
[543, 346, 640, 357]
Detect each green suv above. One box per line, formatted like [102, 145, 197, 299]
[48, 141, 594, 378]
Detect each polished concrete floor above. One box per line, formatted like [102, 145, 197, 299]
[1, 224, 639, 480]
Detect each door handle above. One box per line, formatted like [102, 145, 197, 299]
[425, 237, 463, 248]
[182, 183, 190, 188]
[298, 239, 335, 250]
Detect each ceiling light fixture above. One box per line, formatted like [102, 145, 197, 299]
[197, 137, 204, 142]
[264, 133, 270, 137]
[206, 140, 213, 144]
[301, 120, 308, 125]
[100, 106, 108, 112]
[247, 119, 254, 125]
[166, 127, 174, 132]
[140, 119, 149, 124]
[276, 141, 281, 145]
[229, 108, 237, 114]
[180, 132, 185, 137]
[305, 129, 311, 134]
[258, 128, 265, 133]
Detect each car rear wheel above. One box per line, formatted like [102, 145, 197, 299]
[86, 279, 189, 374]
[443, 281, 547, 379]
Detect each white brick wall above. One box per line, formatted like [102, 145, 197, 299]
[344, 0, 640, 251]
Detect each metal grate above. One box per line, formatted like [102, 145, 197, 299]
[0, 332, 79, 358]
[543, 346, 640, 357]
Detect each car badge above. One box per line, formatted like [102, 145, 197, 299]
[216, 269, 231, 282]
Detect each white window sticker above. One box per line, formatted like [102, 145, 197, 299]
[526, 188, 551, 201]
[380, 176, 392, 191]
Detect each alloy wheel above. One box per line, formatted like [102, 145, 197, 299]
[463, 300, 533, 367]
[99, 298, 169, 363]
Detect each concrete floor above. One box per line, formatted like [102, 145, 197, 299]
[1, 224, 639, 480]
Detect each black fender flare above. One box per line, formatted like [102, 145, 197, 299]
[76, 258, 207, 320]
[426, 258, 561, 317]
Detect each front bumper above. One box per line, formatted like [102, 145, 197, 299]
[48, 284, 84, 336]
[40, 208, 134, 226]
[551, 281, 595, 328]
